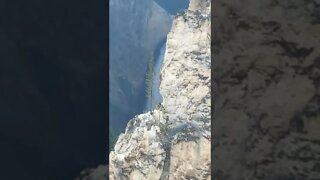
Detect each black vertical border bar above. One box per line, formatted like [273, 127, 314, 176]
[0, 0, 110, 179]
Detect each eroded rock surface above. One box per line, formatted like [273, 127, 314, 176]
[213, 1, 320, 179]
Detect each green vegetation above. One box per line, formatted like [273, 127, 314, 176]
[156, 103, 165, 112]
[156, 103, 165, 123]
[155, 103, 169, 135]
[145, 55, 155, 114]
[159, 118, 169, 135]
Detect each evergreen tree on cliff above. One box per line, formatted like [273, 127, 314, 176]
[145, 55, 155, 114]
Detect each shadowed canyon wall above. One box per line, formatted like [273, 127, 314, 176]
[109, 0, 172, 135]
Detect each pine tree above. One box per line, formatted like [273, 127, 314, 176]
[145, 55, 155, 114]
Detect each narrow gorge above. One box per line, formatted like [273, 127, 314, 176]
[109, 0, 211, 179]
[109, 0, 173, 136]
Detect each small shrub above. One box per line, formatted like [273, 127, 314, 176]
[159, 121, 169, 135]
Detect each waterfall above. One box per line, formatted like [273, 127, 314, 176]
[144, 43, 166, 111]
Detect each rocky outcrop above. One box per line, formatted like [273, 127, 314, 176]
[109, 0, 173, 133]
[213, 0, 320, 179]
[109, 0, 211, 179]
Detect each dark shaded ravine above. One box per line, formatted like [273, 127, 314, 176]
[110, 1, 190, 138]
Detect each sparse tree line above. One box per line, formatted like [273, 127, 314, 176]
[145, 55, 155, 114]
[109, 55, 169, 152]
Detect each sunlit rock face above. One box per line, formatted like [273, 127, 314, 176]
[109, 0, 172, 133]
[189, 0, 210, 11]
[109, 0, 211, 179]
[213, 0, 320, 179]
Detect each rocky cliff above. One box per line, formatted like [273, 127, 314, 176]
[109, 0, 173, 133]
[213, 0, 320, 179]
[109, 0, 211, 179]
